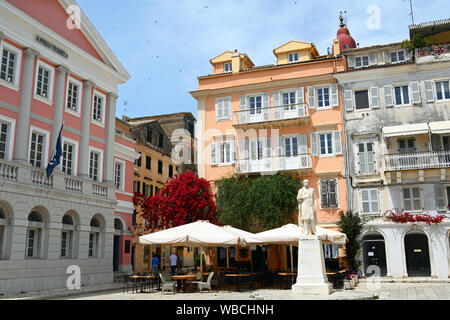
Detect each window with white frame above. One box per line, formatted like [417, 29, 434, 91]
[211, 141, 235, 165]
[219, 142, 232, 164]
[62, 142, 75, 175]
[249, 95, 262, 115]
[361, 189, 379, 214]
[435, 80, 450, 101]
[357, 142, 376, 175]
[288, 52, 299, 63]
[216, 96, 231, 121]
[26, 211, 43, 259]
[34, 61, 54, 103]
[66, 78, 82, 113]
[89, 150, 100, 181]
[61, 215, 74, 258]
[60, 230, 70, 258]
[319, 133, 333, 156]
[394, 85, 410, 105]
[92, 93, 104, 123]
[89, 218, 100, 258]
[0, 120, 12, 160]
[282, 91, 296, 110]
[224, 62, 232, 73]
[250, 139, 263, 160]
[355, 56, 369, 68]
[285, 136, 298, 157]
[29, 130, 47, 168]
[403, 187, 422, 211]
[317, 87, 330, 108]
[114, 160, 124, 190]
[390, 50, 405, 63]
[320, 178, 338, 208]
[26, 228, 38, 258]
[0, 42, 22, 89]
[354, 90, 370, 110]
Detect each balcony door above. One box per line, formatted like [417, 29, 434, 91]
[249, 96, 264, 123]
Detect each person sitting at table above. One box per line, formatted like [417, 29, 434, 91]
[170, 251, 178, 275]
[152, 254, 160, 275]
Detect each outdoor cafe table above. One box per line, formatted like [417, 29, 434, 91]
[225, 273, 252, 292]
[129, 275, 156, 293]
[171, 275, 197, 293]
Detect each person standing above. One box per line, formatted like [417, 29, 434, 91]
[170, 251, 178, 275]
[152, 254, 159, 274]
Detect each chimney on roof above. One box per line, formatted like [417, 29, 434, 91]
[122, 115, 130, 122]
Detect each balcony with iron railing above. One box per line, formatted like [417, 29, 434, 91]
[385, 150, 450, 171]
[0, 158, 114, 201]
[233, 103, 309, 129]
[415, 43, 450, 63]
[236, 154, 312, 174]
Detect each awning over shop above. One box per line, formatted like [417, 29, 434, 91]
[429, 120, 450, 135]
[382, 123, 429, 137]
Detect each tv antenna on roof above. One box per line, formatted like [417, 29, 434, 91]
[409, 0, 415, 25]
[123, 100, 128, 115]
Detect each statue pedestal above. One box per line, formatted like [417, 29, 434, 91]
[292, 235, 332, 295]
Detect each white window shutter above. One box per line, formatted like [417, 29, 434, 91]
[369, 87, 380, 108]
[424, 80, 435, 103]
[231, 140, 237, 163]
[383, 51, 391, 63]
[347, 56, 355, 68]
[308, 86, 315, 109]
[384, 85, 394, 107]
[369, 53, 378, 65]
[410, 82, 421, 104]
[333, 130, 342, 155]
[273, 91, 281, 107]
[357, 144, 367, 175]
[367, 143, 376, 174]
[298, 134, 308, 154]
[210, 143, 217, 165]
[278, 136, 285, 156]
[310, 132, 318, 156]
[361, 190, 369, 213]
[262, 92, 270, 108]
[225, 97, 231, 119]
[331, 84, 339, 107]
[296, 87, 305, 105]
[215, 98, 222, 120]
[239, 140, 245, 160]
[240, 95, 247, 110]
[263, 137, 272, 158]
[244, 139, 250, 159]
[344, 90, 354, 111]
[435, 184, 446, 210]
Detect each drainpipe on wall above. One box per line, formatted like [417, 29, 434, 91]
[341, 83, 353, 213]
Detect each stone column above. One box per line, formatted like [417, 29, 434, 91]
[78, 80, 95, 178]
[51, 66, 69, 151]
[14, 48, 40, 163]
[103, 92, 118, 184]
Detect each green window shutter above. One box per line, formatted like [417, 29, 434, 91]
[434, 184, 446, 211]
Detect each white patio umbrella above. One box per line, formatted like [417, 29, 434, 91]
[139, 220, 244, 270]
[243, 224, 347, 272]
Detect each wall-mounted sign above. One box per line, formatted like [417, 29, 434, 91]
[368, 252, 374, 256]
[414, 249, 422, 253]
[36, 35, 69, 59]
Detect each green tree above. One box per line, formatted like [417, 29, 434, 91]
[337, 211, 365, 272]
[401, 34, 432, 55]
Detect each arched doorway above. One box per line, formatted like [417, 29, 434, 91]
[362, 232, 387, 277]
[113, 218, 124, 272]
[404, 230, 431, 277]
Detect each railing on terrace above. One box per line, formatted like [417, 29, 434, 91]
[385, 150, 450, 171]
[92, 182, 108, 198]
[236, 154, 312, 174]
[65, 176, 83, 193]
[0, 159, 18, 182]
[31, 168, 53, 189]
[233, 103, 309, 126]
[416, 43, 450, 57]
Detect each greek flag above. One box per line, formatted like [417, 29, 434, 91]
[46, 124, 63, 177]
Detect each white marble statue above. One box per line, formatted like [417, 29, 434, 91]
[297, 179, 317, 235]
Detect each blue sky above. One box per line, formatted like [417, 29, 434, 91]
[76, 0, 449, 122]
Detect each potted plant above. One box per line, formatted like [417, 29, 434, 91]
[343, 275, 352, 290]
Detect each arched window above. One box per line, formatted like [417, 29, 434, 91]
[0, 207, 6, 259]
[26, 211, 44, 259]
[61, 214, 75, 258]
[89, 217, 101, 258]
[114, 218, 123, 233]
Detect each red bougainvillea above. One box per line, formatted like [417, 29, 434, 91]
[390, 212, 445, 225]
[133, 171, 219, 231]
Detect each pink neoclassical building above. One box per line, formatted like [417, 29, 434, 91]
[0, 0, 135, 294]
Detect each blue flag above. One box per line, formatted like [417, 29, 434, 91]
[46, 124, 64, 177]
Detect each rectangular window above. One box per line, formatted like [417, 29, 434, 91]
[158, 160, 163, 174]
[354, 90, 370, 110]
[29, 131, 45, 168]
[36, 66, 50, 99]
[169, 165, 173, 178]
[61, 231, 70, 257]
[282, 91, 296, 110]
[149, 184, 154, 197]
[155, 186, 160, 195]
[158, 133, 164, 148]
[146, 156, 151, 170]
[88, 233, 97, 258]
[249, 96, 262, 115]
[288, 52, 299, 63]
[220, 142, 232, 164]
[146, 128, 152, 143]
[89, 151, 100, 181]
[317, 87, 330, 108]
[136, 152, 142, 167]
[390, 51, 405, 63]
[361, 189, 379, 214]
[398, 138, 415, 153]
[435, 81, 450, 101]
[26, 229, 38, 258]
[62, 142, 74, 175]
[394, 85, 410, 105]
[92, 95, 103, 123]
[66, 81, 80, 112]
[0, 48, 16, 83]
[403, 187, 421, 211]
[320, 179, 338, 208]
[114, 161, 122, 189]
[0, 122, 9, 160]
[355, 56, 369, 68]
[224, 62, 232, 73]
[284, 137, 298, 157]
[216, 97, 232, 121]
[319, 133, 333, 156]
[357, 142, 376, 175]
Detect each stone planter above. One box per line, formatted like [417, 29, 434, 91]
[350, 278, 356, 288]
[355, 275, 359, 284]
[343, 280, 352, 290]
